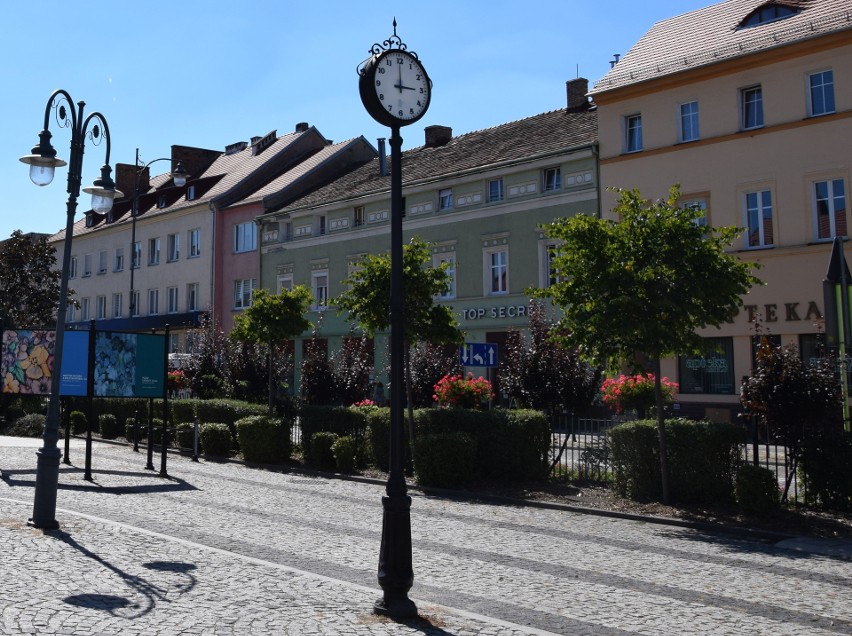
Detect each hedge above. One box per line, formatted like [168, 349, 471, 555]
[199, 423, 232, 457]
[412, 431, 477, 488]
[236, 416, 291, 464]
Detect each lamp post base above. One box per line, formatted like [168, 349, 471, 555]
[374, 493, 417, 620]
[30, 444, 61, 529]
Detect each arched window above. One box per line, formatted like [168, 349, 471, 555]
[739, 3, 800, 29]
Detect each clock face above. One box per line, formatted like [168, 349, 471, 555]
[360, 50, 431, 127]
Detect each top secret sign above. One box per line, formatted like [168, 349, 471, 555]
[460, 305, 528, 321]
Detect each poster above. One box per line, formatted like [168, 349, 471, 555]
[1, 330, 55, 394]
[59, 330, 89, 396]
[93, 332, 165, 397]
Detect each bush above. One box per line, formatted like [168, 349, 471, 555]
[124, 416, 147, 442]
[6, 413, 46, 438]
[798, 430, 852, 512]
[609, 418, 743, 503]
[412, 431, 477, 488]
[175, 422, 197, 450]
[150, 418, 172, 445]
[199, 423, 232, 457]
[306, 431, 338, 471]
[236, 416, 291, 464]
[98, 414, 123, 440]
[365, 408, 392, 470]
[736, 464, 780, 517]
[70, 410, 87, 436]
[196, 399, 267, 447]
[332, 435, 358, 473]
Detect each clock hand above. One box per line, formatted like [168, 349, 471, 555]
[393, 83, 416, 91]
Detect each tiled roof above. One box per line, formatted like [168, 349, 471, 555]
[592, 0, 852, 94]
[276, 108, 598, 214]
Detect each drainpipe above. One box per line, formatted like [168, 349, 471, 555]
[209, 201, 217, 326]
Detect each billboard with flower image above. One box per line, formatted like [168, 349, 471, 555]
[1, 330, 55, 394]
[93, 332, 165, 397]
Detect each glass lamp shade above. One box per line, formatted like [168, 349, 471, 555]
[29, 163, 55, 187]
[90, 192, 115, 215]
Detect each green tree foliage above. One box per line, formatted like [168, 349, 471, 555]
[185, 313, 233, 399]
[230, 287, 312, 414]
[300, 327, 336, 406]
[407, 342, 460, 407]
[499, 300, 602, 414]
[0, 230, 68, 328]
[740, 339, 843, 501]
[535, 186, 760, 502]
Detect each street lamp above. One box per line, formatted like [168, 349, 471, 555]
[128, 150, 188, 317]
[20, 89, 122, 529]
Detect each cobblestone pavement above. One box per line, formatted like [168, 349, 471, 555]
[1, 436, 850, 635]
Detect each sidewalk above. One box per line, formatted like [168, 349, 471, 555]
[1, 436, 850, 635]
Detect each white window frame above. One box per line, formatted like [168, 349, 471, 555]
[354, 206, 365, 227]
[741, 85, 764, 130]
[543, 166, 562, 191]
[148, 237, 160, 265]
[167, 233, 180, 262]
[98, 250, 108, 274]
[114, 248, 124, 272]
[813, 178, 847, 241]
[743, 189, 774, 248]
[66, 303, 75, 322]
[81, 298, 90, 321]
[167, 286, 179, 313]
[96, 295, 107, 320]
[234, 222, 257, 253]
[318, 215, 327, 236]
[808, 69, 835, 117]
[131, 290, 141, 317]
[83, 253, 92, 277]
[625, 114, 643, 152]
[439, 188, 453, 210]
[188, 228, 201, 258]
[187, 283, 200, 311]
[132, 242, 141, 269]
[69, 256, 78, 279]
[679, 101, 699, 142]
[277, 275, 294, 294]
[312, 271, 329, 311]
[148, 289, 160, 316]
[488, 178, 504, 203]
[484, 247, 509, 295]
[112, 293, 122, 319]
[539, 241, 562, 288]
[233, 279, 256, 310]
[432, 253, 456, 300]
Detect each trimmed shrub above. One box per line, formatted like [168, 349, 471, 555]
[609, 418, 743, 503]
[196, 399, 267, 447]
[412, 431, 477, 488]
[6, 413, 46, 438]
[98, 414, 122, 440]
[236, 416, 291, 464]
[332, 435, 358, 473]
[736, 464, 780, 517]
[150, 418, 172, 445]
[70, 410, 87, 436]
[798, 430, 852, 512]
[365, 408, 392, 471]
[124, 417, 147, 443]
[199, 423, 232, 457]
[175, 422, 196, 450]
[307, 431, 338, 471]
[170, 400, 197, 425]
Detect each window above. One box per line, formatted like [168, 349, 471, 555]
[157, 194, 167, 209]
[132, 242, 141, 269]
[169, 334, 181, 354]
[312, 272, 329, 310]
[114, 248, 124, 272]
[186, 185, 196, 201]
[233, 279, 256, 309]
[540, 242, 562, 288]
[234, 222, 257, 253]
[439, 189, 453, 210]
[543, 167, 562, 191]
[187, 283, 200, 311]
[354, 206, 365, 227]
[678, 337, 735, 394]
[488, 178, 504, 203]
[485, 248, 508, 294]
[98, 251, 107, 274]
[188, 228, 201, 258]
[814, 179, 847, 240]
[167, 286, 179, 313]
[739, 4, 800, 29]
[432, 253, 456, 300]
[744, 190, 773, 247]
[148, 237, 160, 265]
[625, 115, 643, 152]
[66, 304, 75, 322]
[167, 233, 180, 262]
[131, 291, 140, 317]
[318, 215, 327, 236]
[70, 256, 78, 279]
[741, 86, 763, 130]
[681, 197, 708, 227]
[96, 295, 107, 320]
[148, 289, 159, 315]
[809, 70, 835, 117]
[277, 276, 293, 294]
[679, 101, 699, 142]
[83, 254, 92, 277]
[81, 298, 90, 321]
[112, 293, 122, 319]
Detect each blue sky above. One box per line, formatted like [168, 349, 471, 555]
[1, 0, 712, 239]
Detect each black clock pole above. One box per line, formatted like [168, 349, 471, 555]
[375, 125, 417, 619]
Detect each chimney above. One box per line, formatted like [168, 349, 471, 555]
[171, 145, 220, 182]
[115, 163, 140, 201]
[295, 122, 309, 133]
[609, 53, 621, 68]
[225, 141, 248, 155]
[377, 138, 387, 176]
[566, 78, 589, 112]
[424, 125, 452, 148]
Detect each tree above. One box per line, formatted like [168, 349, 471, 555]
[0, 230, 69, 328]
[499, 300, 602, 414]
[230, 287, 312, 414]
[334, 237, 462, 436]
[185, 313, 233, 399]
[535, 186, 760, 503]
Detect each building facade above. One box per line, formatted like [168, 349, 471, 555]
[259, 80, 598, 395]
[591, 0, 852, 420]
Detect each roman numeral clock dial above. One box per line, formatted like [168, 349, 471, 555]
[359, 49, 431, 128]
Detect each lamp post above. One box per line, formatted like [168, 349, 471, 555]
[20, 89, 122, 529]
[128, 150, 188, 317]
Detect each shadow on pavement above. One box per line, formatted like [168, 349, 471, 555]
[1, 467, 198, 495]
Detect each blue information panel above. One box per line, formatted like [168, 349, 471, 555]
[459, 343, 498, 368]
[59, 331, 90, 396]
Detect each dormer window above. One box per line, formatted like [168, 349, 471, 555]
[185, 185, 196, 201]
[157, 194, 167, 208]
[739, 3, 800, 29]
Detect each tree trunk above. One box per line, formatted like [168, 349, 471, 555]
[653, 357, 671, 504]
